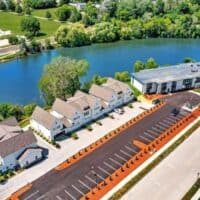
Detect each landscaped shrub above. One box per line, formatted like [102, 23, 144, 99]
[71, 132, 78, 140]
[95, 120, 102, 126]
[85, 125, 93, 131]
[128, 103, 133, 108]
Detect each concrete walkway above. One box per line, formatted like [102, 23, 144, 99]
[0, 102, 151, 200]
[122, 127, 200, 200]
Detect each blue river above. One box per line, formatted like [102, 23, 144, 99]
[0, 38, 200, 105]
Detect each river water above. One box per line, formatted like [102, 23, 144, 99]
[0, 38, 200, 105]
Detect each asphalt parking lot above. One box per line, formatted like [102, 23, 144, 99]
[19, 91, 200, 200]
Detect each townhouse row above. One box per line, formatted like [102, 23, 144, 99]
[30, 78, 134, 140]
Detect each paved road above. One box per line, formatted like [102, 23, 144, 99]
[19, 92, 200, 200]
[122, 127, 200, 200]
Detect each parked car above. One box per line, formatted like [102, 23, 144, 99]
[171, 108, 179, 116]
[152, 99, 160, 105]
[114, 108, 124, 115]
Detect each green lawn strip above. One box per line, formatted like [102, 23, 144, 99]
[0, 11, 60, 38]
[194, 88, 200, 94]
[32, 8, 58, 20]
[182, 178, 200, 200]
[109, 121, 200, 200]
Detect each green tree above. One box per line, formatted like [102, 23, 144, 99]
[69, 8, 81, 22]
[115, 71, 130, 82]
[134, 60, 145, 72]
[15, 4, 23, 14]
[39, 56, 89, 105]
[0, 1, 7, 10]
[23, 103, 37, 117]
[145, 57, 158, 69]
[56, 5, 71, 21]
[55, 25, 91, 47]
[84, 2, 97, 22]
[7, 0, 16, 11]
[8, 35, 19, 45]
[82, 14, 93, 26]
[45, 11, 52, 19]
[178, 2, 191, 14]
[21, 17, 40, 37]
[24, 6, 32, 15]
[183, 57, 195, 63]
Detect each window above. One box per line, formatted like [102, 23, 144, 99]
[195, 77, 200, 83]
[183, 79, 192, 85]
[84, 111, 90, 116]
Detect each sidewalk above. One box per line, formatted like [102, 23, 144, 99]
[0, 102, 152, 200]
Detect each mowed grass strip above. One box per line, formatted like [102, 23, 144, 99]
[32, 7, 58, 20]
[0, 11, 60, 38]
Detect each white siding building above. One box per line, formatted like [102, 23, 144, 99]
[0, 118, 42, 172]
[31, 106, 63, 140]
[131, 63, 200, 94]
[31, 78, 134, 138]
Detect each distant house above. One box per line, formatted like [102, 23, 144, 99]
[131, 63, 200, 94]
[69, 3, 86, 10]
[31, 106, 63, 140]
[0, 118, 43, 172]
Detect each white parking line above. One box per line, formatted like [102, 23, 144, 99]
[98, 166, 110, 176]
[155, 124, 166, 130]
[72, 184, 85, 196]
[151, 127, 162, 133]
[166, 117, 175, 122]
[144, 132, 156, 139]
[159, 122, 170, 128]
[24, 190, 39, 200]
[109, 157, 122, 166]
[163, 119, 174, 125]
[91, 170, 105, 181]
[104, 161, 116, 170]
[64, 189, 76, 200]
[124, 145, 137, 153]
[120, 149, 132, 157]
[36, 195, 45, 200]
[78, 180, 91, 190]
[56, 195, 63, 200]
[146, 129, 160, 136]
[139, 135, 152, 143]
[115, 153, 127, 162]
[85, 175, 97, 184]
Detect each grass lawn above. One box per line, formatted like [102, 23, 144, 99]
[32, 8, 58, 20]
[194, 88, 200, 93]
[0, 11, 60, 38]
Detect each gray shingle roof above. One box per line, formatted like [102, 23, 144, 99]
[31, 106, 55, 130]
[0, 129, 37, 158]
[132, 62, 200, 84]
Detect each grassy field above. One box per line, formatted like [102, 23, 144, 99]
[0, 11, 61, 38]
[32, 7, 58, 20]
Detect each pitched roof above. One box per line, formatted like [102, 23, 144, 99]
[31, 106, 55, 130]
[17, 147, 42, 162]
[104, 78, 130, 91]
[0, 117, 22, 142]
[89, 84, 114, 102]
[0, 129, 37, 158]
[74, 90, 99, 108]
[0, 117, 18, 126]
[52, 98, 79, 119]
